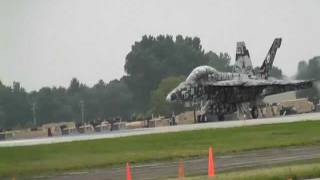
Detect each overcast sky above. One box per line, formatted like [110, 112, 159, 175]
[1, 0, 319, 91]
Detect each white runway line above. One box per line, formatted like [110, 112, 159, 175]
[0, 112, 320, 147]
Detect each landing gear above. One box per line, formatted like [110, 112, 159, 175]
[217, 114, 225, 121]
[251, 106, 259, 119]
[197, 114, 207, 123]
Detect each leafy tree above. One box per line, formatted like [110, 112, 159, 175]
[0, 82, 32, 128]
[85, 78, 133, 121]
[253, 66, 283, 79]
[296, 56, 320, 99]
[269, 66, 283, 79]
[207, 51, 233, 72]
[103, 79, 133, 119]
[150, 76, 185, 116]
[36, 87, 59, 124]
[124, 35, 230, 113]
[0, 81, 10, 128]
[68, 78, 80, 94]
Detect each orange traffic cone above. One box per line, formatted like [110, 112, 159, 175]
[178, 160, 185, 179]
[208, 146, 215, 177]
[126, 162, 132, 180]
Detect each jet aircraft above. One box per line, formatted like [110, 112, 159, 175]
[166, 38, 313, 121]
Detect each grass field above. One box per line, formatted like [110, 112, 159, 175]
[178, 160, 320, 180]
[1, 120, 320, 177]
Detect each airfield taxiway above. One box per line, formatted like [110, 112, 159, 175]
[33, 145, 320, 180]
[1, 112, 320, 147]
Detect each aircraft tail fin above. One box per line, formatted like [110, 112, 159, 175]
[258, 38, 282, 79]
[233, 41, 254, 75]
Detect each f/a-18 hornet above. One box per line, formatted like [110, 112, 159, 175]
[166, 38, 313, 121]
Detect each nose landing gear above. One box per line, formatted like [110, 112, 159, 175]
[251, 106, 259, 119]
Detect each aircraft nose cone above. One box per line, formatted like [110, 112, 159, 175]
[166, 93, 172, 102]
[166, 93, 177, 102]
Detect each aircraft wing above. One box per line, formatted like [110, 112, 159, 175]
[203, 79, 312, 87]
[202, 79, 313, 96]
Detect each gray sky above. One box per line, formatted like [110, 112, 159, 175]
[1, 0, 319, 91]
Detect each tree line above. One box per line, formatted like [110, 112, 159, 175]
[296, 56, 320, 101]
[1, 35, 316, 129]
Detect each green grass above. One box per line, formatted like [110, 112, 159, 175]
[178, 160, 320, 180]
[1, 120, 320, 177]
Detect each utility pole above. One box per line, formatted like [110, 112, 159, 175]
[32, 102, 37, 127]
[80, 100, 85, 123]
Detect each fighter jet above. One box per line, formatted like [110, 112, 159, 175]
[166, 38, 313, 121]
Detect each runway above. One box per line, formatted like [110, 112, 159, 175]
[1, 112, 320, 147]
[33, 145, 320, 180]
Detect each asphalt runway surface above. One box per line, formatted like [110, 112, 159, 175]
[32, 145, 320, 180]
[1, 112, 320, 147]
